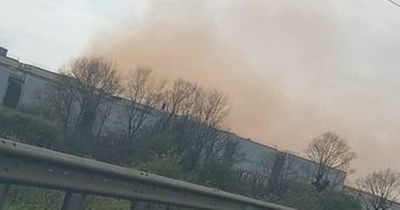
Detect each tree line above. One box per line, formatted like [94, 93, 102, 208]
[35, 56, 236, 189]
[1, 56, 400, 209]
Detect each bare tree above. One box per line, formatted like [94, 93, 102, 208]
[195, 133, 242, 190]
[180, 86, 230, 176]
[357, 169, 400, 210]
[123, 67, 166, 139]
[145, 78, 231, 180]
[95, 97, 115, 138]
[161, 79, 197, 129]
[247, 152, 274, 198]
[248, 151, 294, 198]
[155, 78, 231, 177]
[65, 57, 122, 137]
[265, 151, 291, 196]
[191, 88, 229, 128]
[36, 76, 77, 135]
[161, 78, 229, 130]
[306, 132, 356, 192]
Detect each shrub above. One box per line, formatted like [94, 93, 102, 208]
[6, 186, 64, 210]
[267, 181, 362, 210]
[319, 190, 362, 210]
[135, 154, 181, 179]
[273, 182, 321, 210]
[0, 106, 63, 149]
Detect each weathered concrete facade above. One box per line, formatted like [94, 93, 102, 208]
[0, 47, 346, 190]
[228, 132, 346, 190]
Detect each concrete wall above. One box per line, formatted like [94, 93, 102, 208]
[228, 132, 346, 188]
[230, 134, 279, 171]
[18, 73, 51, 107]
[286, 153, 346, 189]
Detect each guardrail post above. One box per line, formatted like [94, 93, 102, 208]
[130, 200, 137, 210]
[244, 206, 259, 210]
[61, 192, 86, 210]
[168, 206, 187, 210]
[0, 183, 10, 210]
[130, 201, 149, 210]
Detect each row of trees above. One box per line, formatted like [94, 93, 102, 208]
[13, 56, 400, 209]
[41, 57, 229, 139]
[35, 57, 236, 187]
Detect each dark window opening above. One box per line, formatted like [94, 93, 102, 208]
[3, 77, 23, 108]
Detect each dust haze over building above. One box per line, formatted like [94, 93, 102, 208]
[87, 0, 400, 180]
[2, 0, 400, 180]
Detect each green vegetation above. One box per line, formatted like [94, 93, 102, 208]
[135, 154, 181, 179]
[6, 186, 64, 210]
[319, 190, 362, 210]
[268, 182, 361, 210]
[0, 106, 62, 149]
[0, 105, 362, 209]
[4, 186, 131, 210]
[273, 182, 321, 210]
[85, 196, 130, 210]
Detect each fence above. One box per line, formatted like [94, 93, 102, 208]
[0, 138, 294, 210]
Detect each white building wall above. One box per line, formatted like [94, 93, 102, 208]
[228, 132, 346, 188]
[230, 134, 279, 171]
[18, 73, 52, 107]
[0, 49, 347, 189]
[286, 153, 346, 190]
[0, 65, 10, 104]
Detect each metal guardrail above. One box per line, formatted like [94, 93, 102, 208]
[0, 138, 294, 210]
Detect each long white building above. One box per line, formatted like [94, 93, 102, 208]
[0, 46, 346, 191]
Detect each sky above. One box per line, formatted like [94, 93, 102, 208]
[1, 0, 400, 181]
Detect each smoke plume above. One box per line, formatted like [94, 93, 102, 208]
[88, 0, 400, 180]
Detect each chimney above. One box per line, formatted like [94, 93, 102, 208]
[0, 47, 8, 57]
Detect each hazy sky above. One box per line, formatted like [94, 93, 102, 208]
[2, 0, 400, 181]
[0, 0, 146, 69]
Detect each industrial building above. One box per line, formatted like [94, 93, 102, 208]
[0, 46, 346, 191]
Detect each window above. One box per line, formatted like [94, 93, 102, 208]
[3, 76, 24, 108]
